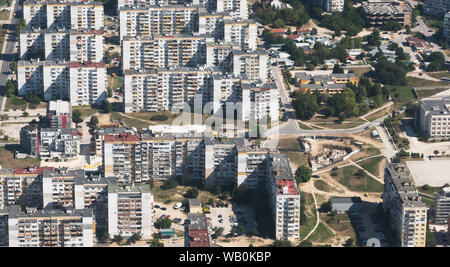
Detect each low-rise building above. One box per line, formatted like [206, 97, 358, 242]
[47, 100, 72, 129]
[419, 98, 450, 138]
[184, 213, 211, 247]
[39, 128, 80, 160]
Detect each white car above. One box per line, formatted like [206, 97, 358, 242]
[173, 202, 182, 209]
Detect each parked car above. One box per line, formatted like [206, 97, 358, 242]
[332, 167, 339, 171]
[160, 207, 167, 211]
[154, 205, 160, 209]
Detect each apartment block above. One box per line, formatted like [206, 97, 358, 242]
[215, 0, 248, 19]
[232, 49, 268, 82]
[212, 74, 245, 114]
[70, 2, 104, 30]
[184, 213, 211, 247]
[7, 205, 94, 247]
[444, 12, 450, 42]
[17, 60, 44, 96]
[39, 128, 80, 160]
[42, 60, 70, 101]
[93, 127, 134, 157]
[424, 0, 450, 16]
[419, 98, 450, 138]
[69, 62, 106, 106]
[241, 82, 279, 121]
[20, 29, 103, 62]
[198, 12, 230, 38]
[224, 19, 257, 50]
[121, 34, 209, 71]
[107, 183, 153, 239]
[0, 209, 8, 246]
[0, 166, 53, 209]
[118, 0, 184, 10]
[24, 0, 104, 30]
[206, 42, 234, 68]
[204, 137, 242, 186]
[47, 100, 72, 129]
[123, 67, 217, 113]
[434, 187, 450, 224]
[323, 0, 344, 12]
[20, 123, 40, 157]
[69, 30, 104, 62]
[382, 164, 427, 247]
[267, 154, 300, 241]
[42, 168, 84, 208]
[103, 133, 204, 183]
[362, 1, 411, 26]
[118, 6, 204, 40]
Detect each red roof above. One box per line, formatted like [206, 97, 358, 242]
[288, 34, 300, 40]
[297, 28, 311, 32]
[276, 179, 299, 195]
[14, 166, 53, 175]
[270, 28, 287, 34]
[189, 229, 210, 247]
[104, 134, 141, 142]
[70, 62, 105, 68]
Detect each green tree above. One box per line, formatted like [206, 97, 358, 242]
[161, 179, 177, 190]
[155, 217, 172, 229]
[9, 61, 17, 73]
[311, 28, 318, 35]
[90, 115, 99, 127]
[292, 92, 319, 120]
[149, 238, 164, 247]
[320, 200, 332, 213]
[102, 100, 112, 113]
[367, 29, 381, 47]
[298, 240, 313, 247]
[215, 227, 224, 237]
[5, 80, 15, 97]
[272, 240, 292, 247]
[112, 234, 123, 244]
[295, 165, 312, 184]
[107, 88, 113, 98]
[72, 110, 83, 124]
[426, 224, 436, 247]
[104, 51, 113, 64]
[97, 230, 110, 244]
[185, 188, 199, 198]
[332, 63, 344, 74]
[16, 18, 26, 32]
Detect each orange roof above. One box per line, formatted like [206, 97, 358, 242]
[276, 179, 299, 195]
[14, 166, 53, 175]
[270, 28, 287, 33]
[189, 229, 210, 247]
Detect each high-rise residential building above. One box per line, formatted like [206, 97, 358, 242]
[267, 153, 300, 241]
[419, 98, 450, 138]
[232, 49, 268, 82]
[20, 123, 40, 157]
[382, 164, 427, 247]
[215, 0, 248, 19]
[121, 35, 209, 71]
[17, 60, 44, 96]
[47, 100, 72, 129]
[23, 0, 104, 30]
[424, 0, 450, 16]
[42, 168, 84, 208]
[434, 187, 450, 224]
[107, 183, 154, 239]
[123, 68, 217, 113]
[69, 30, 104, 62]
[117, 0, 184, 10]
[444, 11, 450, 41]
[241, 82, 279, 121]
[118, 6, 204, 40]
[69, 62, 106, 106]
[39, 128, 80, 160]
[42, 60, 70, 101]
[212, 74, 246, 114]
[223, 19, 257, 50]
[7, 205, 94, 247]
[323, 0, 344, 12]
[206, 42, 234, 68]
[0, 166, 53, 209]
[20, 29, 103, 62]
[362, 1, 411, 26]
[198, 12, 230, 38]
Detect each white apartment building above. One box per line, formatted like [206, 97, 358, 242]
[17, 60, 44, 96]
[241, 82, 279, 121]
[121, 35, 209, 71]
[382, 164, 427, 247]
[69, 30, 104, 62]
[123, 67, 217, 113]
[117, 0, 183, 10]
[42, 168, 84, 208]
[323, 0, 344, 12]
[20, 29, 103, 62]
[47, 100, 72, 128]
[224, 19, 257, 50]
[39, 128, 80, 160]
[69, 62, 106, 106]
[267, 154, 300, 241]
[7, 205, 94, 247]
[198, 12, 230, 38]
[206, 42, 234, 68]
[119, 6, 204, 40]
[232, 49, 268, 82]
[70, 2, 104, 31]
[24, 0, 104, 30]
[107, 183, 153, 239]
[211, 74, 246, 114]
[434, 187, 450, 224]
[42, 61, 70, 101]
[419, 98, 450, 138]
[216, 0, 248, 19]
[444, 11, 450, 42]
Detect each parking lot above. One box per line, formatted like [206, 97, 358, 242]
[209, 203, 256, 237]
[348, 202, 387, 247]
[154, 202, 188, 232]
[406, 160, 450, 187]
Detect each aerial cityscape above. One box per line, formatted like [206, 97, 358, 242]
[0, 0, 449, 249]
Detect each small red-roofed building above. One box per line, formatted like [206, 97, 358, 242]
[185, 214, 211, 247]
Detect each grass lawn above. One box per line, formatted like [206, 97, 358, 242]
[406, 77, 448, 87]
[324, 213, 356, 241]
[358, 155, 385, 178]
[312, 121, 365, 130]
[299, 191, 317, 240]
[298, 121, 314, 130]
[421, 195, 434, 207]
[307, 222, 334, 244]
[345, 67, 371, 77]
[0, 147, 40, 168]
[285, 151, 308, 168]
[314, 179, 332, 192]
[152, 183, 225, 204]
[112, 112, 150, 129]
[335, 165, 383, 192]
[366, 106, 392, 122]
[417, 185, 443, 197]
[73, 106, 100, 119]
[5, 96, 27, 110]
[385, 85, 415, 106]
[277, 136, 301, 151]
[427, 72, 450, 80]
